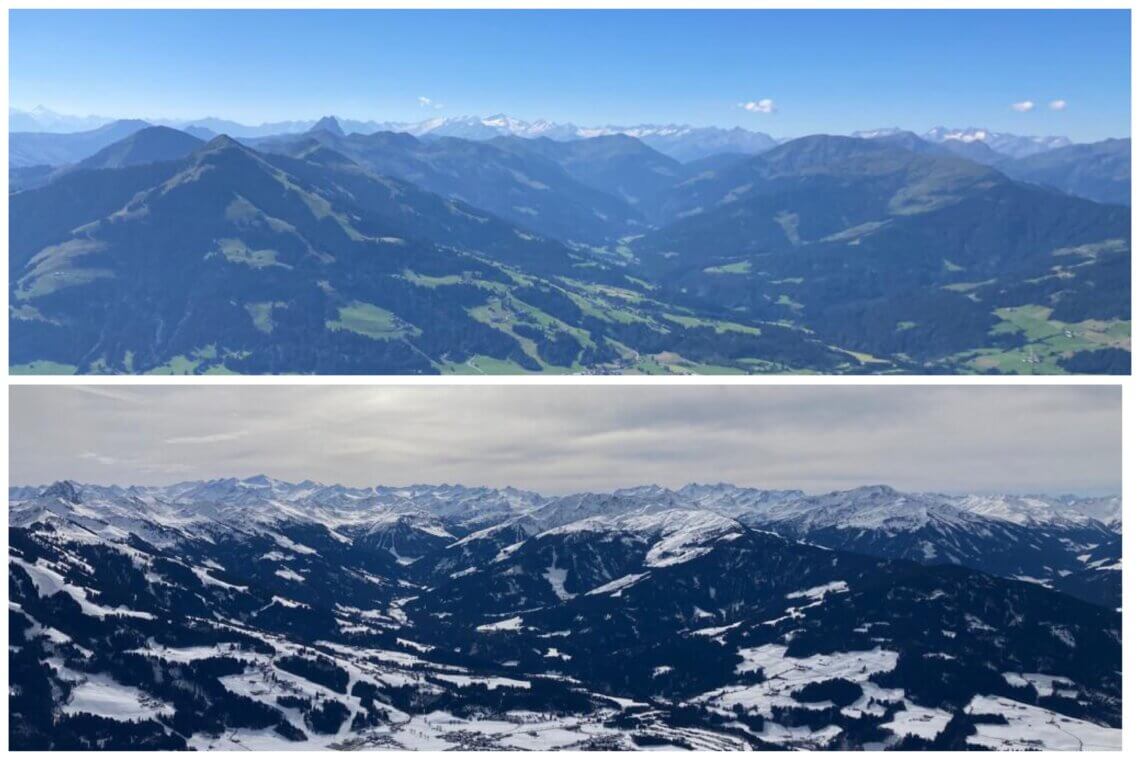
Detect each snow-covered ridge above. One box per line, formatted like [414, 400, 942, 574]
[305, 115, 1075, 162]
[539, 508, 746, 568]
[923, 125, 1071, 158]
[9, 477, 1120, 543]
[948, 493, 1122, 529]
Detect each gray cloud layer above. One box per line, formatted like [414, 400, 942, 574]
[9, 385, 1121, 496]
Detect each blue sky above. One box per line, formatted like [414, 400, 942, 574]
[9, 9, 1131, 140]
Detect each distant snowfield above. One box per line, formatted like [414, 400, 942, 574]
[881, 702, 954, 741]
[1002, 671, 1079, 699]
[127, 643, 257, 664]
[702, 647, 898, 729]
[59, 670, 175, 721]
[476, 615, 524, 632]
[786, 580, 849, 601]
[189, 709, 636, 751]
[587, 571, 648, 596]
[698, 644, 910, 748]
[274, 567, 306, 582]
[432, 673, 531, 691]
[965, 695, 1121, 750]
[695, 644, 1112, 750]
[544, 552, 575, 601]
[12, 557, 156, 620]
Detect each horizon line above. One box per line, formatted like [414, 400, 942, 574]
[12, 475, 1122, 501]
[10, 106, 1107, 143]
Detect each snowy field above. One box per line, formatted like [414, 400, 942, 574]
[965, 695, 1121, 751]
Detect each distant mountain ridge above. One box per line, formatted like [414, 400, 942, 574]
[9, 118, 152, 166]
[74, 126, 205, 170]
[248, 122, 658, 243]
[14, 108, 1104, 163]
[10, 476, 1120, 528]
[9, 105, 114, 133]
[9, 110, 781, 162]
[630, 132, 1130, 372]
[10, 476, 1121, 608]
[998, 138, 1131, 206]
[9, 474, 1124, 613]
[923, 126, 1072, 158]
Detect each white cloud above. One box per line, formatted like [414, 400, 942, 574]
[80, 451, 119, 466]
[417, 96, 444, 110]
[1010, 100, 1035, 112]
[738, 98, 776, 114]
[70, 386, 145, 404]
[165, 431, 248, 445]
[1049, 99, 1068, 111]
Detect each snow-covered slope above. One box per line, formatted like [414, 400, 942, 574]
[540, 508, 745, 569]
[947, 493, 1121, 529]
[9, 476, 1122, 750]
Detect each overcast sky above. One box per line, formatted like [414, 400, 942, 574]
[9, 385, 1121, 496]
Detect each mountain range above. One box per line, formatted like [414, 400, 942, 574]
[9, 105, 117, 133]
[10, 108, 1079, 163]
[9, 116, 1131, 375]
[9, 477, 1122, 749]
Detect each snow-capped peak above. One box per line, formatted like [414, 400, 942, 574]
[540, 508, 745, 568]
[927, 126, 990, 143]
[851, 127, 904, 139]
[755, 486, 972, 534]
[924, 126, 1071, 158]
[8, 479, 1119, 547]
[42, 479, 83, 503]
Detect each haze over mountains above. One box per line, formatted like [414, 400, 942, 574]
[9, 112, 1131, 375]
[9, 107, 1088, 163]
[9, 476, 1122, 749]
